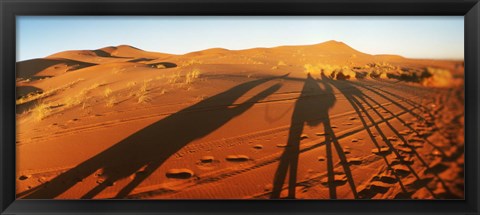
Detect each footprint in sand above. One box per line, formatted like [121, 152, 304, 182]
[392, 166, 411, 176]
[358, 181, 391, 199]
[347, 157, 362, 165]
[200, 156, 215, 163]
[315, 132, 329, 136]
[371, 146, 391, 155]
[18, 175, 31, 181]
[253, 144, 263, 149]
[411, 142, 424, 148]
[300, 134, 309, 140]
[391, 157, 414, 165]
[96, 178, 115, 186]
[317, 156, 326, 161]
[343, 122, 353, 126]
[321, 174, 347, 185]
[408, 137, 425, 143]
[264, 183, 273, 191]
[351, 138, 359, 143]
[373, 174, 397, 184]
[396, 146, 414, 153]
[37, 176, 47, 183]
[276, 143, 288, 148]
[349, 117, 357, 120]
[166, 168, 195, 179]
[399, 130, 412, 135]
[431, 150, 443, 157]
[387, 136, 398, 142]
[225, 155, 250, 162]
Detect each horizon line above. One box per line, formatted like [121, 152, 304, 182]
[19, 40, 465, 62]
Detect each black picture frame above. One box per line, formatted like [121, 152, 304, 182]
[1, 0, 479, 214]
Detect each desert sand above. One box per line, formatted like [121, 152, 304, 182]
[15, 41, 464, 199]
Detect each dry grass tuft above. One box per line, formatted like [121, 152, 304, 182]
[32, 102, 51, 121]
[16, 79, 84, 105]
[104, 88, 113, 98]
[167, 73, 181, 84]
[421, 67, 453, 87]
[181, 59, 203, 67]
[106, 97, 117, 107]
[185, 69, 201, 84]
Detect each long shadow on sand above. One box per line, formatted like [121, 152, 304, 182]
[21, 75, 283, 199]
[271, 74, 357, 199]
[324, 78, 444, 199]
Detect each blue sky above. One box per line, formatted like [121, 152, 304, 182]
[16, 16, 464, 61]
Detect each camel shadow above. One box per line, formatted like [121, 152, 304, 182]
[324, 78, 446, 199]
[21, 75, 284, 199]
[270, 74, 358, 199]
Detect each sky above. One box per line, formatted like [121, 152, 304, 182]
[16, 16, 464, 61]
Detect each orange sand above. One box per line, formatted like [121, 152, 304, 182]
[15, 41, 464, 199]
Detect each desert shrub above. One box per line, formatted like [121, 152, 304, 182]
[126, 81, 137, 88]
[421, 67, 452, 87]
[64, 96, 83, 107]
[305, 64, 352, 79]
[137, 93, 151, 104]
[181, 59, 203, 67]
[104, 88, 113, 98]
[16, 79, 84, 105]
[336, 66, 356, 80]
[304, 64, 321, 77]
[32, 102, 51, 121]
[321, 64, 343, 79]
[139, 81, 148, 93]
[106, 97, 117, 107]
[168, 73, 181, 84]
[379, 72, 388, 79]
[185, 69, 201, 84]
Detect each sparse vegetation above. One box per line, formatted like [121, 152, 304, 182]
[126, 81, 137, 88]
[155, 75, 166, 80]
[181, 59, 203, 67]
[64, 96, 83, 108]
[104, 88, 113, 98]
[304, 64, 356, 80]
[139, 80, 149, 93]
[32, 102, 51, 121]
[421, 67, 453, 87]
[16, 79, 84, 105]
[88, 82, 101, 90]
[304, 64, 321, 76]
[167, 73, 181, 84]
[137, 93, 151, 104]
[133, 80, 153, 104]
[185, 69, 201, 84]
[106, 97, 117, 107]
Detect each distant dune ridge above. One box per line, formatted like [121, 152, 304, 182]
[15, 40, 464, 199]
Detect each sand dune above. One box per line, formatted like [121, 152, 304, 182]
[15, 41, 464, 199]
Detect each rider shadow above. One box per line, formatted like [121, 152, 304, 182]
[22, 76, 283, 199]
[270, 74, 358, 199]
[324, 78, 443, 199]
